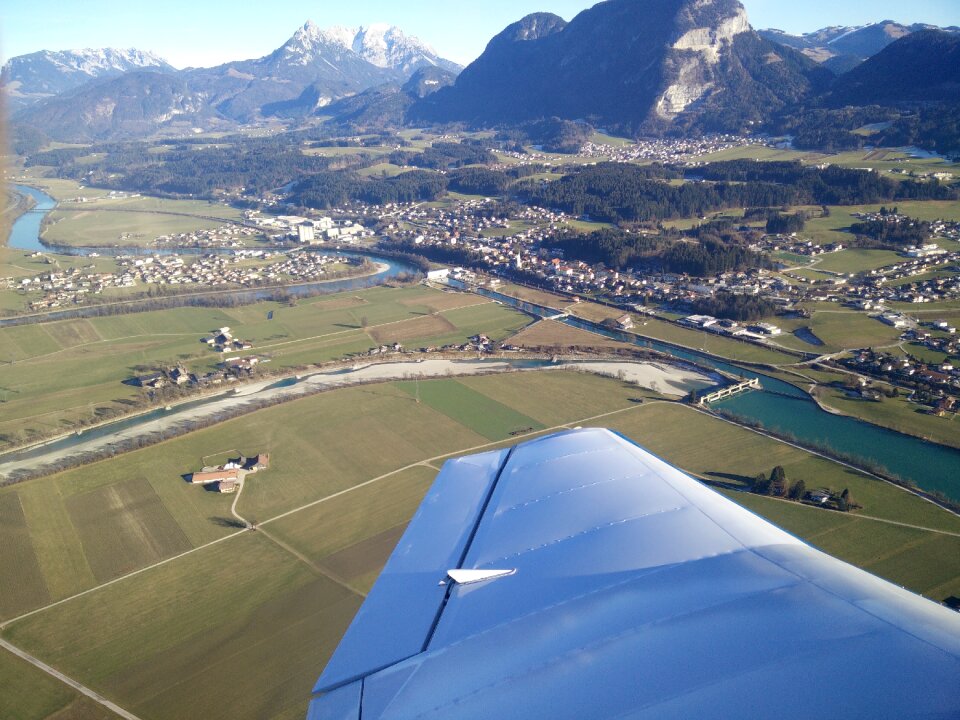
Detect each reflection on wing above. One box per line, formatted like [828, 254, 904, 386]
[309, 428, 960, 720]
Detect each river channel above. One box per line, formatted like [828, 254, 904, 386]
[4, 185, 419, 327]
[5, 185, 960, 503]
[455, 281, 960, 503]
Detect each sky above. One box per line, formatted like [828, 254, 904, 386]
[2, 0, 959, 68]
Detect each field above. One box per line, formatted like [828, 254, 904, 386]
[0, 285, 529, 449]
[0, 648, 121, 720]
[772, 309, 903, 353]
[508, 319, 635, 350]
[43, 201, 242, 247]
[2, 370, 959, 720]
[815, 385, 960, 450]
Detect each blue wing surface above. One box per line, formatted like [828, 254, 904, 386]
[309, 428, 960, 720]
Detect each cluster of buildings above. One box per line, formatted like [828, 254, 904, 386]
[43, 249, 358, 299]
[243, 211, 371, 244]
[680, 315, 782, 339]
[202, 326, 254, 353]
[577, 134, 760, 164]
[378, 198, 565, 243]
[855, 251, 960, 305]
[759, 236, 844, 257]
[841, 346, 960, 414]
[189, 453, 270, 494]
[153, 223, 261, 249]
[11, 261, 136, 311]
[130, 352, 264, 392]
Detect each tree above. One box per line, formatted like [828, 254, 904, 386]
[752, 473, 771, 495]
[769, 465, 788, 497]
[788, 479, 806, 501]
[838, 488, 851, 512]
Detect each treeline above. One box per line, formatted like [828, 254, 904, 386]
[691, 291, 778, 322]
[292, 169, 448, 208]
[875, 105, 960, 156]
[446, 165, 545, 196]
[849, 218, 932, 247]
[28, 139, 351, 198]
[766, 212, 806, 234]
[545, 228, 771, 275]
[547, 229, 669, 269]
[690, 160, 956, 204]
[517, 163, 779, 223]
[390, 141, 496, 169]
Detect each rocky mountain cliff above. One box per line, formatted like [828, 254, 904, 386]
[413, 0, 829, 134]
[1, 48, 174, 110]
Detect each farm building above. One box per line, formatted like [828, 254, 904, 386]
[191, 468, 240, 485]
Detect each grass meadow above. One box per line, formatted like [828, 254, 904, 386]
[2, 371, 959, 720]
[0, 285, 529, 449]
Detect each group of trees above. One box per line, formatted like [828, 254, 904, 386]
[690, 291, 779, 323]
[544, 227, 772, 277]
[849, 215, 933, 248]
[390, 141, 496, 170]
[691, 160, 956, 205]
[750, 465, 854, 511]
[292, 169, 449, 208]
[765, 212, 807, 235]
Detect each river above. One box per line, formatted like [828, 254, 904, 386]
[0, 357, 710, 479]
[2, 185, 419, 326]
[5, 186, 960, 502]
[455, 281, 960, 503]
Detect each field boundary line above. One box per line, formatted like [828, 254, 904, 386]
[0, 529, 246, 630]
[2, 403, 646, 630]
[257, 527, 368, 598]
[0, 638, 144, 720]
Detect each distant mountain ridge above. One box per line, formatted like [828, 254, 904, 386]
[8, 22, 462, 141]
[1, 48, 174, 110]
[825, 30, 960, 106]
[759, 21, 960, 73]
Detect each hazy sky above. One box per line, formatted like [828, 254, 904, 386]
[2, 0, 958, 68]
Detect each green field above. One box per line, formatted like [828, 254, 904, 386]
[395, 378, 545, 439]
[0, 285, 528, 449]
[816, 385, 960, 450]
[5, 533, 360, 720]
[0, 648, 121, 720]
[812, 248, 904, 274]
[772, 309, 903, 353]
[2, 370, 959, 720]
[43, 207, 235, 247]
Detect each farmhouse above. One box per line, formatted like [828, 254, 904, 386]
[190, 468, 240, 485]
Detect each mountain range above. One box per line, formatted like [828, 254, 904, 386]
[3, 22, 461, 141]
[0, 48, 174, 111]
[5, 1, 959, 145]
[759, 20, 960, 74]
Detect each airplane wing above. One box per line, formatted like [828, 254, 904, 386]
[308, 428, 960, 719]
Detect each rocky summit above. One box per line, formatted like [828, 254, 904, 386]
[412, 0, 829, 134]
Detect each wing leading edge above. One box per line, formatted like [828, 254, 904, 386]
[309, 428, 960, 720]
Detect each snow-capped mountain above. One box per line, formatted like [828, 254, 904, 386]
[759, 21, 960, 73]
[298, 21, 462, 75]
[1, 48, 174, 109]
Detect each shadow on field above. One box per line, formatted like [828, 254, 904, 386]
[704, 471, 753, 489]
[209, 516, 247, 529]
